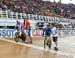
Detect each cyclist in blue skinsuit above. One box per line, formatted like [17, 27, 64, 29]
[14, 20, 26, 42]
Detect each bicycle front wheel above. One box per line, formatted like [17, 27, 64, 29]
[14, 32, 19, 42]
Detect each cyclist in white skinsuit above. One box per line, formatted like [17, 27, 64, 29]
[51, 24, 58, 50]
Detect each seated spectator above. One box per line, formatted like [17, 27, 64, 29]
[0, 0, 75, 19]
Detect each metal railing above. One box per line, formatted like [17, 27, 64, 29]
[0, 10, 75, 24]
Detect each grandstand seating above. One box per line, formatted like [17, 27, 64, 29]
[0, 9, 72, 23]
[0, 0, 75, 18]
[0, 0, 75, 29]
[0, 9, 74, 28]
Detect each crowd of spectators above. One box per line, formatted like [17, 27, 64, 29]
[0, 0, 75, 19]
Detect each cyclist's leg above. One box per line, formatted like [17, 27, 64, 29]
[53, 36, 58, 50]
[28, 34, 32, 43]
[14, 32, 17, 42]
[19, 30, 22, 36]
[47, 36, 52, 49]
[29, 36, 32, 43]
[44, 35, 47, 49]
[28, 30, 32, 43]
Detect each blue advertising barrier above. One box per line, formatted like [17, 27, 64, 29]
[0, 29, 16, 38]
[0, 28, 75, 38]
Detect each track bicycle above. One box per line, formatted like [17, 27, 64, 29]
[14, 30, 26, 42]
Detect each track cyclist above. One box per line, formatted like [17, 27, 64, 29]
[43, 24, 52, 49]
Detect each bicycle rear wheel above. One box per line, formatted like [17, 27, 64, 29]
[20, 32, 26, 43]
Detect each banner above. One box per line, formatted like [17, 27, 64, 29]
[0, 29, 43, 38]
[0, 29, 15, 38]
[0, 29, 75, 38]
[32, 30, 42, 37]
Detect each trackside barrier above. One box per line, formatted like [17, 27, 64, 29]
[0, 29, 75, 38]
[0, 29, 43, 38]
[0, 29, 16, 38]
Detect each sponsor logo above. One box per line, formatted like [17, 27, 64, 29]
[0, 29, 15, 37]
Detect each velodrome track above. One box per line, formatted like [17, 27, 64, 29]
[0, 36, 75, 58]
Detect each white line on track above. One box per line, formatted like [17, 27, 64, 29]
[0, 38, 74, 58]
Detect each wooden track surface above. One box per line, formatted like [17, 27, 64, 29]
[0, 36, 75, 58]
